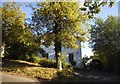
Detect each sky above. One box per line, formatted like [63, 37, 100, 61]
[1, 1, 119, 57]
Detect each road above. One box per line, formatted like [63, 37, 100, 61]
[0, 70, 120, 83]
[74, 70, 120, 82]
[1, 73, 39, 83]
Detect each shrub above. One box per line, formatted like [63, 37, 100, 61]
[56, 68, 75, 80]
[32, 56, 40, 63]
[39, 58, 56, 68]
[55, 53, 75, 80]
[28, 54, 40, 63]
[62, 61, 73, 69]
[17, 54, 30, 61]
[59, 53, 74, 69]
[70, 60, 76, 67]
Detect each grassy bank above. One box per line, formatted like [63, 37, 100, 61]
[2, 58, 76, 82]
[2, 58, 57, 80]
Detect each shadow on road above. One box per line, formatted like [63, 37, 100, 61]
[73, 69, 120, 82]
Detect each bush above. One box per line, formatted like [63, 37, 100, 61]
[39, 58, 56, 68]
[62, 61, 73, 69]
[59, 53, 74, 69]
[18, 55, 30, 61]
[32, 56, 40, 63]
[28, 54, 40, 63]
[55, 53, 75, 80]
[56, 68, 75, 79]
[70, 60, 76, 66]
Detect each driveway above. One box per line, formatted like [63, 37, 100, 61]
[74, 70, 120, 82]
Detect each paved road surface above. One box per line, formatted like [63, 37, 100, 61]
[1, 70, 120, 83]
[1, 73, 39, 82]
[75, 70, 120, 82]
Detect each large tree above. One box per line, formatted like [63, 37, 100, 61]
[2, 2, 33, 45]
[90, 16, 120, 73]
[30, 1, 114, 69]
[31, 2, 89, 69]
[2, 2, 40, 59]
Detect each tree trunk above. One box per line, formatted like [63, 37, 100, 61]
[54, 41, 62, 69]
[53, 17, 62, 70]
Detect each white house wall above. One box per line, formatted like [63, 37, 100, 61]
[40, 45, 55, 60]
[61, 47, 83, 68]
[40, 43, 83, 68]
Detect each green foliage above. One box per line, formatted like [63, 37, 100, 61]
[39, 58, 56, 68]
[18, 55, 30, 61]
[81, 0, 115, 18]
[2, 2, 29, 45]
[30, 55, 41, 63]
[71, 60, 76, 67]
[59, 53, 74, 69]
[56, 68, 75, 80]
[31, 2, 89, 49]
[4, 43, 29, 60]
[39, 48, 48, 58]
[31, 2, 90, 69]
[32, 56, 40, 63]
[2, 2, 40, 59]
[90, 16, 120, 74]
[30, 1, 114, 69]
[2, 1, 115, 69]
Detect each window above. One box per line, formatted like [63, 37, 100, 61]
[69, 53, 74, 62]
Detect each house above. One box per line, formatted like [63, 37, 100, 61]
[39, 41, 83, 68]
